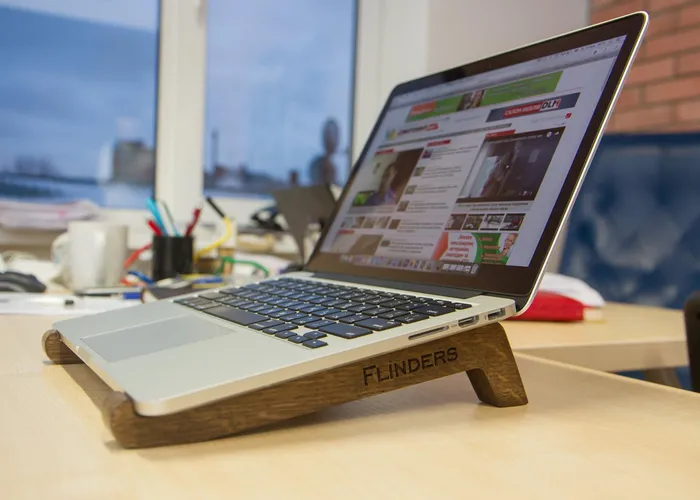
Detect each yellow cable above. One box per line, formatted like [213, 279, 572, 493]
[194, 217, 233, 262]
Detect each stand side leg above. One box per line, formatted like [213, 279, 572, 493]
[463, 324, 528, 407]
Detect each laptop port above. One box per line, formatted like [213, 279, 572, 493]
[408, 326, 448, 341]
[458, 316, 477, 328]
[487, 309, 506, 321]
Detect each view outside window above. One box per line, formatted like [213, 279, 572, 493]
[0, 1, 159, 208]
[203, 0, 356, 199]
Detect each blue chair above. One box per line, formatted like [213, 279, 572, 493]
[559, 133, 700, 389]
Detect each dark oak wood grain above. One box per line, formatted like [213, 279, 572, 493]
[43, 323, 527, 448]
[42, 329, 82, 364]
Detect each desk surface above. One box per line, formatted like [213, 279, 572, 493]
[2, 314, 700, 499]
[505, 302, 687, 371]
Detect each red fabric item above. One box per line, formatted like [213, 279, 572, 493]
[509, 291, 586, 322]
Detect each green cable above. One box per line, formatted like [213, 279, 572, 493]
[216, 256, 270, 278]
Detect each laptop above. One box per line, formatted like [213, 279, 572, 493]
[55, 13, 648, 416]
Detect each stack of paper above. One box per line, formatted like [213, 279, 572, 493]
[0, 200, 98, 230]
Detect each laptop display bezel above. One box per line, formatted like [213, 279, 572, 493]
[305, 13, 647, 310]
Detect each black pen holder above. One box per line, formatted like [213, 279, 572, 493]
[151, 235, 194, 281]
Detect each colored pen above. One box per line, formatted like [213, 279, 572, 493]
[146, 197, 168, 235]
[185, 205, 203, 236]
[147, 219, 163, 236]
[159, 199, 181, 237]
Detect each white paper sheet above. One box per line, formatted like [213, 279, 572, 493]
[0, 199, 99, 230]
[0, 293, 139, 316]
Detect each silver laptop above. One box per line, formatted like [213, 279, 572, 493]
[55, 13, 647, 416]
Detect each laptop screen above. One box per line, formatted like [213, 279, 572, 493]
[308, 15, 645, 301]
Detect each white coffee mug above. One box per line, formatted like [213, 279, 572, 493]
[53, 221, 128, 290]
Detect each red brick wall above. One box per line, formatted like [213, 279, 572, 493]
[592, 0, 700, 132]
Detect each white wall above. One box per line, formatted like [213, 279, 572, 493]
[353, 0, 589, 270]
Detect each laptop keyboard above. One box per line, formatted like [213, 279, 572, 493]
[174, 278, 471, 349]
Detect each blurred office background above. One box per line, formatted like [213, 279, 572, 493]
[557, 0, 700, 312]
[0, 0, 355, 209]
[0, 0, 698, 315]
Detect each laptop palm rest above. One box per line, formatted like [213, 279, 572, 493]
[83, 316, 231, 362]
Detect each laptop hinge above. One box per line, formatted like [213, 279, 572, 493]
[309, 272, 481, 300]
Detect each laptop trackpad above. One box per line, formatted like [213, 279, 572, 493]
[83, 316, 232, 362]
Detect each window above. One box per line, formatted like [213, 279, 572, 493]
[203, 0, 356, 199]
[0, 1, 159, 209]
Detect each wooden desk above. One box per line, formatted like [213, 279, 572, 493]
[504, 302, 687, 372]
[2, 317, 700, 499]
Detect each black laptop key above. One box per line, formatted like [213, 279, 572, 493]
[205, 306, 267, 326]
[305, 319, 334, 329]
[452, 302, 472, 310]
[415, 305, 455, 316]
[303, 339, 328, 349]
[354, 318, 401, 331]
[366, 296, 392, 306]
[304, 331, 327, 340]
[300, 304, 326, 314]
[352, 293, 376, 302]
[378, 310, 409, 320]
[263, 323, 297, 334]
[236, 300, 256, 310]
[191, 301, 219, 311]
[314, 307, 341, 317]
[313, 296, 337, 305]
[396, 302, 424, 311]
[245, 293, 266, 301]
[247, 303, 271, 313]
[221, 297, 245, 307]
[292, 316, 319, 325]
[277, 299, 298, 308]
[268, 309, 290, 319]
[319, 323, 372, 339]
[340, 314, 370, 324]
[382, 300, 410, 309]
[363, 306, 391, 316]
[275, 330, 298, 339]
[324, 299, 349, 308]
[348, 303, 375, 313]
[432, 299, 454, 306]
[198, 292, 227, 301]
[279, 312, 307, 322]
[258, 306, 283, 315]
[397, 313, 429, 323]
[248, 319, 284, 331]
[325, 310, 353, 320]
[287, 335, 309, 344]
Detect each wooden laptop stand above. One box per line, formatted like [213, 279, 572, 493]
[42, 322, 527, 448]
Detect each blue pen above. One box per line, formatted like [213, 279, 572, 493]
[128, 270, 155, 284]
[147, 197, 168, 235]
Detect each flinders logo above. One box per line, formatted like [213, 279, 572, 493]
[362, 347, 459, 386]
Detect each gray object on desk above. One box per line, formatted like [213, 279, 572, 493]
[272, 184, 337, 262]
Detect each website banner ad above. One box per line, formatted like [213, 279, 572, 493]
[404, 71, 563, 123]
[431, 231, 519, 266]
[348, 147, 423, 212]
[456, 127, 565, 204]
[486, 93, 579, 122]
